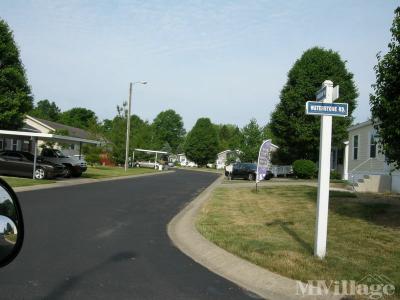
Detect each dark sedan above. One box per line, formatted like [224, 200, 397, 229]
[0, 151, 65, 179]
[225, 162, 273, 181]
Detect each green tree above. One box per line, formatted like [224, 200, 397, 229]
[262, 124, 276, 142]
[161, 141, 172, 154]
[216, 124, 242, 151]
[239, 118, 264, 162]
[270, 47, 358, 164]
[184, 118, 219, 166]
[30, 99, 61, 121]
[152, 109, 185, 152]
[104, 105, 154, 164]
[0, 19, 33, 129]
[59, 107, 98, 129]
[370, 7, 400, 169]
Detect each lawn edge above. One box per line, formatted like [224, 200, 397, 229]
[14, 170, 174, 193]
[167, 177, 340, 300]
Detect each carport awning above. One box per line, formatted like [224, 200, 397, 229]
[134, 148, 168, 154]
[0, 130, 100, 145]
[0, 129, 100, 179]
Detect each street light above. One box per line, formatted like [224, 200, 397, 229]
[125, 81, 147, 172]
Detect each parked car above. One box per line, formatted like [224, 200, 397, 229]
[136, 161, 161, 169]
[0, 151, 66, 179]
[225, 162, 273, 181]
[40, 148, 87, 178]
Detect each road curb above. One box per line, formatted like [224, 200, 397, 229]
[167, 177, 340, 300]
[14, 170, 174, 193]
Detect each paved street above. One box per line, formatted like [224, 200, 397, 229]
[0, 170, 257, 300]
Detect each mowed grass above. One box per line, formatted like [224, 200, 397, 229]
[1, 166, 157, 187]
[82, 165, 157, 179]
[197, 186, 400, 295]
[1, 176, 56, 187]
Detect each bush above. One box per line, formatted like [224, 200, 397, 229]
[293, 160, 316, 179]
[330, 170, 342, 180]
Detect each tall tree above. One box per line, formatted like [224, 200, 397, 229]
[104, 108, 154, 164]
[30, 99, 61, 121]
[239, 118, 264, 162]
[0, 19, 33, 129]
[59, 107, 98, 129]
[216, 124, 242, 151]
[152, 109, 185, 152]
[270, 47, 358, 164]
[370, 7, 400, 169]
[184, 118, 219, 166]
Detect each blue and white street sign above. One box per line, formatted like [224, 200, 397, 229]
[306, 101, 348, 117]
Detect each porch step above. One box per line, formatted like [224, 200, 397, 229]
[353, 174, 391, 193]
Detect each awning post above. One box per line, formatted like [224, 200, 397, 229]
[32, 137, 38, 179]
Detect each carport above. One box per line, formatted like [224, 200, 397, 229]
[0, 130, 100, 179]
[133, 148, 168, 168]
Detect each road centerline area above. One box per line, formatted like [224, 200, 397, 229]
[0, 170, 257, 300]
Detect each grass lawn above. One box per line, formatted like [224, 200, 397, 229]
[1, 176, 56, 187]
[197, 186, 400, 296]
[82, 165, 157, 179]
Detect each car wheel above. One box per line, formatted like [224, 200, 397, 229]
[64, 166, 73, 178]
[35, 167, 46, 180]
[248, 173, 255, 181]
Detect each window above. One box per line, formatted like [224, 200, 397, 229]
[22, 140, 30, 152]
[370, 131, 377, 158]
[12, 139, 18, 151]
[353, 135, 359, 160]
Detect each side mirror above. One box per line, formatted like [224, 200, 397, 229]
[0, 177, 24, 267]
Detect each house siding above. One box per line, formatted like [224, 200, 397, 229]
[348, 122, 387, 175]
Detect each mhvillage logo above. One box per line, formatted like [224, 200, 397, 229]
[296, 274, 395, 299]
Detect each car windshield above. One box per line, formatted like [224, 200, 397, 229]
[54, 149, 68, 158]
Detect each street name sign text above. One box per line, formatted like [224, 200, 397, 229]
[306, 101, 348, 117]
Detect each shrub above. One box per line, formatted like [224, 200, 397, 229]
[330, 170, 342, 180]
[293, 160, 316, 179]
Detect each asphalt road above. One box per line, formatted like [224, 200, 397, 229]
[0, 170, 259, 300]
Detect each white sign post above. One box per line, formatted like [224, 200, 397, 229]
[307, 79, 345, 259]
[314, 80, 333, 259]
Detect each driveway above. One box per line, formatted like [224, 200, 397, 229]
[0, 170, 258, 299]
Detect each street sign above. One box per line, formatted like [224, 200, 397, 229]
[306, 101, 348, 117]
[316, 86, 326, 101]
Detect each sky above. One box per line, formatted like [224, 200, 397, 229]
[0, 0, 398, 130]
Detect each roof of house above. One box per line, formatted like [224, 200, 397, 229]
[26, 115, 93, 140]
[347, 119, 373, 132]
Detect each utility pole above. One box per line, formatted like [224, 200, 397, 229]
[124, 82, 133, 172]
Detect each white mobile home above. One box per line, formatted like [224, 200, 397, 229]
[346, 120, 399, 193]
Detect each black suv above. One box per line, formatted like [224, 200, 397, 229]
[225, 162, 273, 181]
